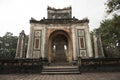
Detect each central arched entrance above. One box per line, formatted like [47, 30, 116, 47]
[48, 30, 72, 63]
[53, 34, 68, 62]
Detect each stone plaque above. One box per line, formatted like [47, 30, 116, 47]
[79, 37, 86, 49]
[35, 31, 41, 37]
[80, 50, 86, 57]
[33, 51, 40, 58]
[78, 29, 84, 37]
[34, 38, 41, 50]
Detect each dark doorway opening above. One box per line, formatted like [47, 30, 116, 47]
[49, 30, 69, 63]
[52, 34, 68, 62]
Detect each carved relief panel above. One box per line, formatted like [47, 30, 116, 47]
[34, 30, 41, 50]
[33, 30, 42, 58]
[77, 29, 87, 58]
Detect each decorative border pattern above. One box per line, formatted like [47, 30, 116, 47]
[33, 51, 40, 58]
[77, 29, 87, 58]
[78, 37, 86, 49]
[33, 30, 42, 51]
[80, 50, 87, 57]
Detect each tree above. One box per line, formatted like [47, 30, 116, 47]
[106, 0, 120, 14]
[99, 14, 120, 58]
[0, 32, 18, 59]
[97, 0, 120, 57]
[99, 15, 120, 45]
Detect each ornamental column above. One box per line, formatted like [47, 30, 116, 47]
[16, 30, 26, 58]
[93, 29, 104, 58]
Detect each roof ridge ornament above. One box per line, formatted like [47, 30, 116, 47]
[47, 6, 72, 10]
[31, 17, 36, 21]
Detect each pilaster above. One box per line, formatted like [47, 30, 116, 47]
[85, 24, 93, 58]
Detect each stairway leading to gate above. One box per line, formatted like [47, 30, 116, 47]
[41, 63, 81, 75]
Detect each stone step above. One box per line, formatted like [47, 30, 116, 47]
[41, 65, 81, 75]
[47, 63, 75, 66]
[42, 68, 79, 72]
[42, 69, 79, 72]
[43, 66, 78, 69]
[41, 71, 81, 75]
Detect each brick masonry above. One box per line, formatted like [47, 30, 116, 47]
[0, 72, 120, 80]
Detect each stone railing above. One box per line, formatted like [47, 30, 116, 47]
[0, 58, 43, 74]
[79, 58, 120, 72]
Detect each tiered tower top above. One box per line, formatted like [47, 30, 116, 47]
[47, 6, 72, 19]
[30, 6, 89, 24]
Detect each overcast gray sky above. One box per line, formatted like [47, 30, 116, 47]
[0, 0, 107, 36]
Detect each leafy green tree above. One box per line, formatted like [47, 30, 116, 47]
[99, 15, 120, 57]
[0, 32, 18, 59]
[106, 0, 120, 14]
[97, 0, 120, 57]
[99, 15, 120, 46]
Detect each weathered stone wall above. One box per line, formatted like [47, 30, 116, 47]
[26, 23, 46, 59]
[26, 7, 93, 62]
[26, 22, 93, 62]
[45, 24, 73, 62]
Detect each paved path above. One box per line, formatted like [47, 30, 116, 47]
[0, 72, 120, 80]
